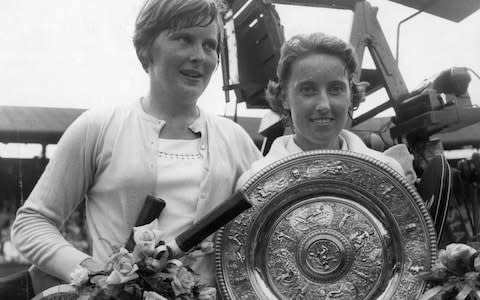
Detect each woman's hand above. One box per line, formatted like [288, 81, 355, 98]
[79, 257, 105, 273]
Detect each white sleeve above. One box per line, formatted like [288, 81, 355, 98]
[11, 110, 99, 282]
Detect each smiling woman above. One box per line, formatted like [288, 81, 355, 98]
[237, 32, 411, 188]
[144, 23, 219, 123]
[10, 0, 261, 297]
[133, 0, 224, 127]
[284, 53, 351, 151]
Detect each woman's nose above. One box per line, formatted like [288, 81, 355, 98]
[314, 92, 331, 112]
[189, 43, 206, 62]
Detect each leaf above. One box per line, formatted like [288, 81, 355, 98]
[90, 275, 107, 285]
[419, 286, 448, 300]
[470, 290, 480, 300]
[141, 275, 175, 299]
[456, 285, 473, 300]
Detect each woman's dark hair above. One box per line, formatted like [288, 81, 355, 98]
[266, 32, 366, 122]
[133, 0, 226, 72]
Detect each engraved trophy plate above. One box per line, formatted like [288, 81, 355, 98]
[215, 150, 436, 300]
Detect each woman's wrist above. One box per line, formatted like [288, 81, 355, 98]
[79, 257, 104, 273]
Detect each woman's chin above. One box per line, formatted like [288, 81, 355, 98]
[173, 86, 204, 103]
[308, 133, 341, 150]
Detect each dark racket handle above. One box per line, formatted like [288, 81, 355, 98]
[170, 190, 251, 255]
[125, 194, 166, 251]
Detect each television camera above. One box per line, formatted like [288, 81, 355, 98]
[220, 0, 480, 246]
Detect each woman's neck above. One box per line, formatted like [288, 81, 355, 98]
[294, 136, 341, 151]
[143, 93, 198, 123]
[141, 95, 200, 140]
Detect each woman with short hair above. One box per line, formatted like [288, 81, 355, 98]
[12, 0, 261, 292]
[238, 32, 407, 187]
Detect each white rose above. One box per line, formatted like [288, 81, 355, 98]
[198, 286, 216, 300]
[132, 227, 165, 261]
[105, 248, 139, 285]
[70, 265, 89, 286]
[171, 267, 195, 296]
[133, 228, 156, 255]
[200, 241, 215, 255]
[143, 291, 168, 300]
[439, 243, 477, 274]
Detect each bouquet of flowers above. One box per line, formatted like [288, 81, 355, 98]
[36, 227, 217, 300]
[419, 243, 480, 300]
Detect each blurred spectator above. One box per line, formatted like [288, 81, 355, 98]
[60, 209, 90, 254]
[0, 202, 89, 263]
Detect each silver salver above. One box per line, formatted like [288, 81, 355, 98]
[215, 150, 437, 300]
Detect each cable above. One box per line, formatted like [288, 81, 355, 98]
[15, 130, 25, 205]
[395, 10, 422, 64]
[468, 68, 480, 80]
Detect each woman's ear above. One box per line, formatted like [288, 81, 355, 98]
[350, 80, 370, 109]
[356, 81, 370, 94]
[280, 91, 290, 110]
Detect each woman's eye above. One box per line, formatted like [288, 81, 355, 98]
[203, 41, 217, 51]
[328, 84, 345, 95]
[172, 34, 190, 44]
[299, 86, 316, 95]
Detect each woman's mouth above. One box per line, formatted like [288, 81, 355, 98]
[180, 69, 202, 79]
[311, 118, 333, 125]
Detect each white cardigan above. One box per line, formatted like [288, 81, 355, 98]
[237, 130, 407, 189]
[11, 100, 261, 283]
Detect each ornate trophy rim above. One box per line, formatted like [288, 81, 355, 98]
[215, 150, 437, 300]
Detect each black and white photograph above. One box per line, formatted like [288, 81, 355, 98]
[1, 0, 479, 299]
